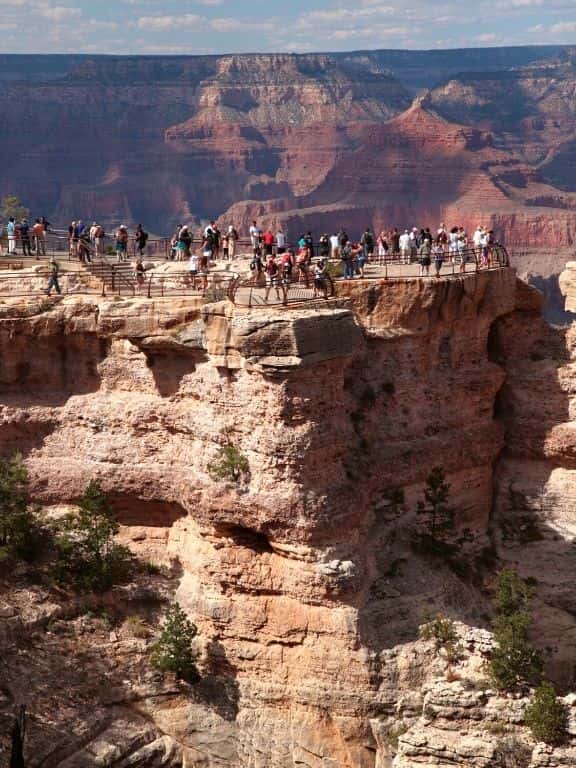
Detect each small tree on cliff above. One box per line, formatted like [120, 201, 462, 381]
[52, 481, 133, 592]
[0, 454, 41, 561]
[490, 570, 543, 691]
[416, 467, 456, 539]
[525, 682, 568, 745]
[1, 195, 29, 222]
[151, 603, 200, 683]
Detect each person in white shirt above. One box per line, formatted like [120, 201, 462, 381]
[7, 218, 16, 254]
[275, 228, 286, 255]
[330, 233, 339, 259]
[399, 230, 411, 264]
[249, 221, 260, 254]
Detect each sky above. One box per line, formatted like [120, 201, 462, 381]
[0, 0, 575, 54]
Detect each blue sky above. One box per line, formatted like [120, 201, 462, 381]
[0, 0, 575, 53]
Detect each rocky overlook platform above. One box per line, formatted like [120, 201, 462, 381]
[1, 267, 576, 767]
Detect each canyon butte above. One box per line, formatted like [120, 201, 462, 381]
[0, 46, 576, 768]
[1, 47, 576, 314]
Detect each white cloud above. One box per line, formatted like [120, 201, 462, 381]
[136, 13, 202, 31]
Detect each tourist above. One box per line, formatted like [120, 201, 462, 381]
[45, 257, 61, 296]
[198, 249, 209, 295]
[115, 225, 129, 262]
[20, 219, 31, 257]
[458, 230, 468, 274]
[319, 233, 330, 260]
[222, 229, 229, 260]
[249, 220, 260, 254]
[313, 259, 329, 299]
[134, 257, 146, 294]
[304, 231, 314, 260]
[356, 241, 368, 277]
[448, 227, 459, 263]
[275, 227, 286, 255]
[480, 228, 490, 268]
[433, 241, 445, 278]
[419, 238, 432, 277]
[212, 223, 221, 259]
[437, 222, 448, 246]
[330, 232, 339, 259]
[0, 220, 3, 256]
[280, 250, 293, 283]
[177, 225, 192, 261]
[341, 240, 355, 280]
[78, 232, 91, 263]
[202, 232, 213, 263]
[361, 227, 375, 262]
[377, 230, 389, 263]
[250, 251, 265, 285]
[228, 225, 239, 259]
[263, 228, 275, 257]
[296, 246, 310, 287]
[391, 227, 400, 256]
[7, 217, 16, 255]
[188, 250, 199, 290]
[399, 229, 411, 264]
[32, 218, 45, 258]
[93, 222, 105, 258]
[338, 228, 348, 252]
[410, 228, 419, 261]
[264, 254, 281, 303]
[135, 224, 149, 257]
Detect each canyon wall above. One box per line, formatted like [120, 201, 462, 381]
[1, 49, 575, 274]
[1, 267, 576, 766]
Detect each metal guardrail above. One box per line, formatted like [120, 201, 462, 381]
[229, 245, 511, 308]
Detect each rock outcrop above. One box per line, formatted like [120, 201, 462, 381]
[1, 267, 575, 766]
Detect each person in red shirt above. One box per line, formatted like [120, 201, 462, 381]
[263, 229, 275, 257]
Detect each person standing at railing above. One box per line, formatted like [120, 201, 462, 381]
[330, 231, 339, 259]
[377, 231, 389, 264]
[433, 241, 445, 278]
[319, 233, 330, 260]
[249, 220, 260, 255]
[133, 257, 146, 294]
[7, 217, 16, 255]
[341, 241, 355, 280]
[304, 231, 314, 261]
[418, 239, 432, 277]
[263, 228, 274, 257]
[399, 229, 411, 265]
[448, 227, 459, 263]
[93, 223, 105, 258]
[360, 227, 375, 263]
[313, 259, 329, 299]
[227, 225, 239, 260]
[116, 225, 129, 262]
[45, 257, 61, 296]
[20, 219, 32, 257]
[135, 224, 149, 257]
[177, 225, 192, 261]
[275, 227, 286, 256]
[32, 219, 45, 259]
[264, 253, 282, 303]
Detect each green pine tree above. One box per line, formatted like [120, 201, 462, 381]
[525, 682, 568, 745]
[1, 195, 29, 222]
[0, 454, 40, 560]
[151, 603, 200, 682]
[52, 480, 133, 592]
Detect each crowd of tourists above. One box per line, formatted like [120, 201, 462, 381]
[0, 216, 51, 258]
[0, 212, 504, 300]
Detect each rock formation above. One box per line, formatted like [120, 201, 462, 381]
[1, 265, 576, 766]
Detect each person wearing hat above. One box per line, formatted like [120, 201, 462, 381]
[45, 257, 61, 296]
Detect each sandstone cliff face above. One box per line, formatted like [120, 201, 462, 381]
[1, 268, 575, 767]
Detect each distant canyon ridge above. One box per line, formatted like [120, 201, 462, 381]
[1, 48, 575, 307]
